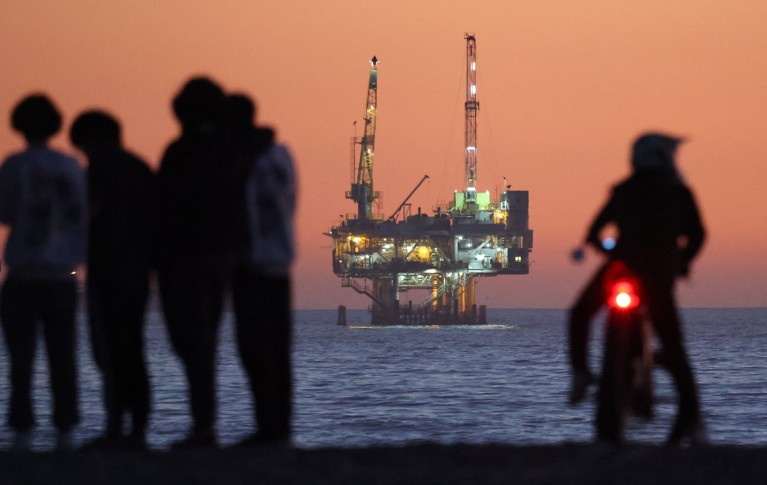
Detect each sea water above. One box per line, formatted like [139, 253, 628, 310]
[0, 308, 766, 451]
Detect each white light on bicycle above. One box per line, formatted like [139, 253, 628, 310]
[602, 237, 616, 251]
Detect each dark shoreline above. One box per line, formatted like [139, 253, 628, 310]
[1, 443, 765, 484]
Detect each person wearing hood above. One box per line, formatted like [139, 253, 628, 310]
[227, 93, 296, 447]
[567, 132, 707, 445]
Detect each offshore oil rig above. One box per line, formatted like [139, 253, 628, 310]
[329, 34, 533, 325]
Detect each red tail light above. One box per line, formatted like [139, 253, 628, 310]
[604, 261, 642, 310]
[609, 280, 640, 310]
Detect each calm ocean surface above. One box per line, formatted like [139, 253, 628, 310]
[1, 307, 766, 451]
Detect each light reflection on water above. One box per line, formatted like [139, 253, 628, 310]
[0, 308, 766, 451]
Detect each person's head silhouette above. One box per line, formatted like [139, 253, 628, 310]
[172, 77, 226, 134]
[70, 110, 121, 153]
[11, 94, 62, 145]
[227, 93, 257, 130]
[631, 132, 684, 175]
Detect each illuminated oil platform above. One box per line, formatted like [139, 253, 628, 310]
[329, 35, 533, 325]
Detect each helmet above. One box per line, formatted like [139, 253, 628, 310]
[631, 132, 685, 173]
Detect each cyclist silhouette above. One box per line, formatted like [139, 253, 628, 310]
[568, 132, 707, 445]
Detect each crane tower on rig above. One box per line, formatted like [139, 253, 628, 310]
[328, 35, 533, 325]
[347, 56, 380, 221]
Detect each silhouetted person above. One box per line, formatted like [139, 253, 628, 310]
[227, 93, 296, 446]
[568, 132, 707, 445]
[0, 94, 87, 451]
[156, 77, 241, 449]
[70, 111, 154, 450]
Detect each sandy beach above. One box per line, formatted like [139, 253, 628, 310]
[1, 443, 765, 484]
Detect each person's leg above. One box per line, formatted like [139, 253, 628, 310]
[568, 265, 607, 371]
[567, 264, 607, 403]
[232, 269, 292, 442]
[644, 279, 704, 443]
[158, 260, 226, 447]
[87, 283, 122, 440]
[1, 279, 38, 437]
[188, 267, 226, 434]
[100, 284, 151, 444]
[118, 286, 151, 443]
[39, 280, 79, 449]
[253, 275, 292, 439]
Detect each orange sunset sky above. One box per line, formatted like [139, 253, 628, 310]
[1, 0, 765, 309]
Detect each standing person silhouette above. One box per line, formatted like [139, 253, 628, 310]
[156, 77, 240, 449]
[568, 132, 707, 445]
[70, 111, 154, 449]
[227, 94, 296, 446]
[0, 94, 87, 451]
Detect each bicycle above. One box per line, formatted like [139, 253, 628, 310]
[595, 259, 655, 443]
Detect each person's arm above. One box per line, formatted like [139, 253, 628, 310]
[585, 193, 616, 253]
[0, 158, 19, 281]
[0, 224, 9, 282]
[677, 187, 706, 275]
[67, 158, 89, 287]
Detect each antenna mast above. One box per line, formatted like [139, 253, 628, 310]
[464, 34, 479, 203]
